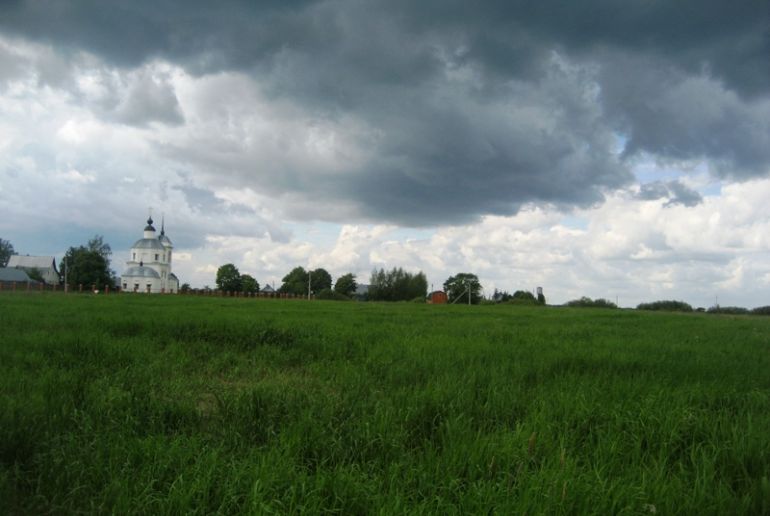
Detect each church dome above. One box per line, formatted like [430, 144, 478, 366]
[123, 265, 161, 279]
[144, 216, 156, 232]
[132, 238, 166, 250]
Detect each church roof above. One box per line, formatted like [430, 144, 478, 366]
[132, 238, 165, 250]
[122, 265, 161, 279]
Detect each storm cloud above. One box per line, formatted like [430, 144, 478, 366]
[0, 0, 768, 225]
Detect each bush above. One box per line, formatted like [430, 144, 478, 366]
[751, 306, 770, 316]
[707, 306, 749, 315]
[315, 288, 351, 301]
[503, 297, 538, 306]
[565, 297, 617, 309]
[637, 300, 693, 312]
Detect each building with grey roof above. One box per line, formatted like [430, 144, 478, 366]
[0, 267, 39, 287]
[7, 255, 60, 285]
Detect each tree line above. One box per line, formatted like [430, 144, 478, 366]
[214, 264, 359, 299]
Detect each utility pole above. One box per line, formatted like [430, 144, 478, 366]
[308, 269, 312, 300]
[468, 281, 471, 305]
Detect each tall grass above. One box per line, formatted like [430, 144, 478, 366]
[1, 294, 769, 514]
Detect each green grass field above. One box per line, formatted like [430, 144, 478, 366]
[1, 294, 769, 514]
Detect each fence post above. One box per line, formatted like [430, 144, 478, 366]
[105, 285, 110, 295]
[12, 281, 16, 292]
[79, 283, 83, 293]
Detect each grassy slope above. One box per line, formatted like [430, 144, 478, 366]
[1, 294, 769, 514]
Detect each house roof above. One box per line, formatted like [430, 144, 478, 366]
[7, 255, 57, 270]
[262, 284, 275, 292]
[355, 284, 370, 296]
[0, 267, 36, 282]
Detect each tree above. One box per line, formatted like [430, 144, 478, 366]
[0, 238, 14, 267]
[241, 274, 260, 294]
[61, 242, 113, 290]
[310, 268, 332, 293]
[87, 235, 111, 260]
[216, 263, 242, 292]
[444, 273, 482, 304]
[334, 273, 357, 297]
[279, 266, 309, 295]
[180, 283, 191, 294]
[27, 268, 45, 283]
[369, 267, 428, 301]
[512, 290, 536, 302]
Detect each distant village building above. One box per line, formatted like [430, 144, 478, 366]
[261, 284, 276, 294]
[121, 216, 179, 293]
[0, 267, 40, 288]
[353, 284, 369, 301]
[427, 290, 448, 304]
[7, 255, 60, 285]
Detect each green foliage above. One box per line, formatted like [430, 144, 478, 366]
[513, 290, 536, 301]
[279, 266, 309, 295]
[61, 235, 113, 289]
[310, 268, 332, 293]
[316, 288, 351, 301]
[179, 283, 191, 294]
[495, 289, 546, 306]
[240, 274, 259, 294]
[443, 272, 482, 304]
[707, 305, 749, 315]
[334, 273, 357, 297]
[503, 297, 538, 306]
[637, 300, 693, 312]
[751, 306, 770, 316]
[215, 263, 241, 292]
[1, 296, 769, 514]
[87, 234, 112, 260]
[566, 297, 618, 309]
[368, 267, 428, 301]
[0, 238, 14, 267]
[26, 268, 45, 283]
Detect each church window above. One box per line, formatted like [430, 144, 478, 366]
[155, 254, 159, 261]
[132, 253, 136, 260]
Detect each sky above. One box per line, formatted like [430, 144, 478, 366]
[1, 1, 769, 307]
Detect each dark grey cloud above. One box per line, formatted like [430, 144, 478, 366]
[113, 71, 184, 126]
[1, 0, 767, 225]
[637, 180, 703, 207]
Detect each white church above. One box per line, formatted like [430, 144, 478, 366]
[121, 216, 180, 293]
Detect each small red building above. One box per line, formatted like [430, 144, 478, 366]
[428, 290, 448, 304]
